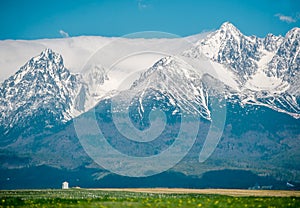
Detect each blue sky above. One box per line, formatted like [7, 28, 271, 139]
[0, 0, 299, 40]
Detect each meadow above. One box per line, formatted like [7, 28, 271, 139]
[0, 189, 299, 208]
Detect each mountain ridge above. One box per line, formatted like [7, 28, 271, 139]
[1, 22, 299, 143]
[0, 22, 299, 187]
[183, 22, 300, 119]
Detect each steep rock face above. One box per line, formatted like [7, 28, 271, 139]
[82, 64, 108, 99]
[184, 22, 264, 81]
[1, 23, 299, 146]
[0, 49, 112, 142]
[0, 23, 299, 186]
[129, 56, 210, 120]
[183, 22, 298, 82]
[74, 64, 109, 113]
[263, 33, 283, 52]
[183, 22, 300, 119]
[268, 28, 300, 78]
[0, 49, 83, 142]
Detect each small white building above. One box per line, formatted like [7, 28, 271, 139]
[62, 181, 69, 189]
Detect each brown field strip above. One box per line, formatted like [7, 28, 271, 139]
[89, 188, 300, 197]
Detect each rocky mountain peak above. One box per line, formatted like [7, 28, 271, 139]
[263, 33, 283, 52]
[219, 22, 242, 36]
[266, 27, 300, 78]
[130, 56, 210, 119]
[285, 27, 300, 39]
[0, 49, 82, 141]
[184, 22, 260, 80]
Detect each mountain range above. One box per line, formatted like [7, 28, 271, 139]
[0, 22, 299, 189]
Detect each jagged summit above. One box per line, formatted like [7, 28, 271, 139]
[219, 22, 241, 35]
[0, 48, 112, 141]
[184, 22, 261, 79]
[263, 33, 283, 52]
[212, 22, 244, 43]
[0, 23, 299, 187]
[35, 48, 64, 66]
[285, 27, 300, 37]
[182, 22, 300, 119]
[130, 56, 211, 119]
[39, 48, 56, 57]
[152, 56, 175, 68]
[15, 48, 66, 81]
[0, 22, 299, 144]
[132, 55, 202, 88]
[0, 49, 82, 141]
[33, 48, 62, 63]
[132, 56, 197, 85]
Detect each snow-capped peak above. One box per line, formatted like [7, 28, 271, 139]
[183, 22, 264, 81]
[219, 22, 242, 36]
[82, 63, 109, 98]
[32, 48, 63, 67]
[132, 56, 199, 86]
[263, 33, 283, 52]
[182, 22, 300, 119]
[0, 49, 82, 138]
[267, 27, 300, 78]
[39, 48, 57, 58]
[130, 56, 211, 119]
[1, 22, 299, 143]
[286, 27, 300, 38]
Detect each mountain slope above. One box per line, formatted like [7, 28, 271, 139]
[183, 22, 300, 119]
[0, 49, 83, 144]
[129, 56, 210, 120]
[184, 22, 264, 81]
[268, 28, 300, 78]
[0, 22, 299, 188]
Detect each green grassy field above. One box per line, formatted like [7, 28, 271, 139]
[0, 189, 299, 208]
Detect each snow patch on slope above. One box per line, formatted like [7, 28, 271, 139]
[244, 70, 289, 93]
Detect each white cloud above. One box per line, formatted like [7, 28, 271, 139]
[59, 30, 70, 38]
[137, 0, 150, 10]
[275, 14, 297, 23]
